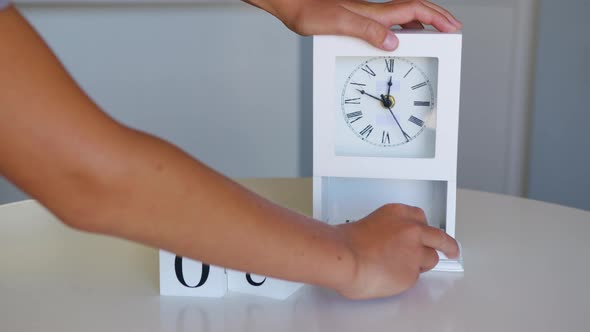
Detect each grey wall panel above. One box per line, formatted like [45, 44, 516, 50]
[528, 0, 590, 211]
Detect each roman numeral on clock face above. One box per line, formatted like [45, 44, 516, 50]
[382, 131, 390, 144]
[345, 98, 361, 104]
[411, 82, 428, 90]
[414, 101, 431, 107]
[385, 59, 394, 73]
[404, 67, 414, 78]
[408, 115, 425, 127]
[361, 65, 376, 77]
[359, 124, 374, 138]
[346, 111, 363, 123]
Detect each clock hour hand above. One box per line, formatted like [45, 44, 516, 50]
[386, 76, 392, 99]
[381, 94, 411, 142]
[356, 89, 383, 104]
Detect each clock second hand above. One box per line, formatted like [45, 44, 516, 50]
[381, 94, 411, 142]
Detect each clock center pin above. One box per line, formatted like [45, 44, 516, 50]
[383, 95, 395, 108]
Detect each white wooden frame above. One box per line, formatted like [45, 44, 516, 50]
[313, 32, 462, 181]
[313, 31, 463, 270]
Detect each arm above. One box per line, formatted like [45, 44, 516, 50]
[242, 0, 462, 50]
[0, 5, 354, 291]
[0, 5, 458, 299]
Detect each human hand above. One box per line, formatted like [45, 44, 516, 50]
[334, 203, 459, 299]
[243, 0, 462, 50]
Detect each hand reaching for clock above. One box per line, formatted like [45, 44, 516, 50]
[242, 0, 461, 50]
[0, 0, 463, 306]
[334, 204, 459, 299]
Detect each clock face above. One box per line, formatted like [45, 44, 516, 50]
[335, 56, 438, 158]
[341, 57, 434, 146]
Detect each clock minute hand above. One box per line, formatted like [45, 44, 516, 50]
[356, 89, 383, 104]
[389, 107, 411, 142]
[381, 94, 411, 143]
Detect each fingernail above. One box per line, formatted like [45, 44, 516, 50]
[382, 31, 398, 51]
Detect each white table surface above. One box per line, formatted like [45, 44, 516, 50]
[1, 178, 589, 332]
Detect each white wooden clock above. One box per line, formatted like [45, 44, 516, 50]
[313, 30, 464, 272]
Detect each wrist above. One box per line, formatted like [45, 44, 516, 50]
[315, 224, 359, 296]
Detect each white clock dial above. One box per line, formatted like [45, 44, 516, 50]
[341, 57, 435, 147]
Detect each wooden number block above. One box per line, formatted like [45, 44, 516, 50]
[226, 270, 303, 300]
[159, 250, 227, 297]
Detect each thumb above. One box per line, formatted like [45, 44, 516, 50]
[337, 11, 398, 50]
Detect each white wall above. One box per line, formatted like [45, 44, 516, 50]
[0, 1, 537, 204]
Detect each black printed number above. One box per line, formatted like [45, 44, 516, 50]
[175, 255, 210, 288]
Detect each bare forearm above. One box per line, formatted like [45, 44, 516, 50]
[82, 129, 355, 290]
[0, 6, 354, 291]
